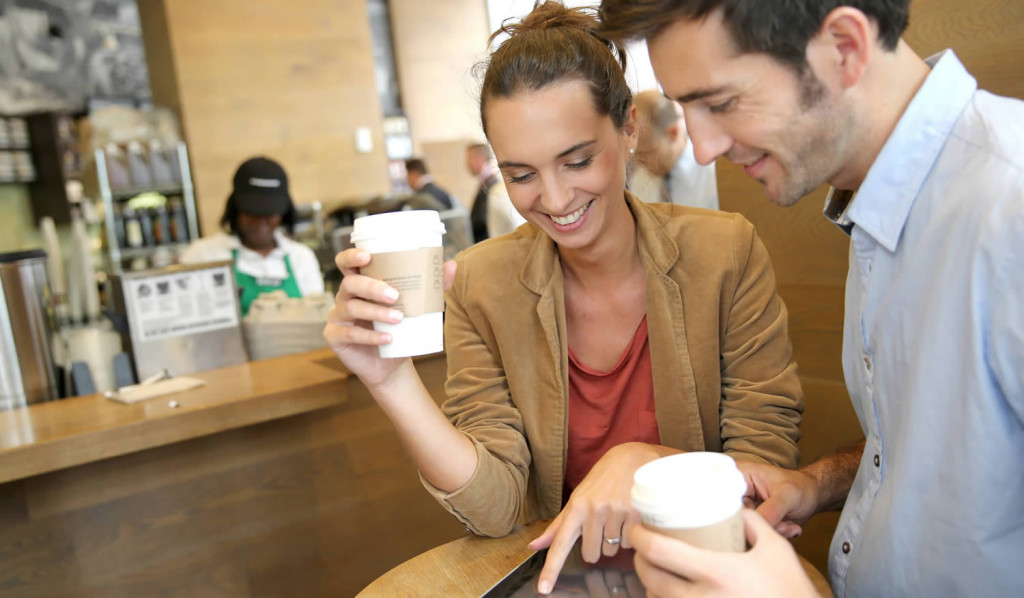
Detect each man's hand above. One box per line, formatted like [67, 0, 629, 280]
[736, 440, 865, 538]
[627, 509, 819, 598]
[736, 461, 820, 538]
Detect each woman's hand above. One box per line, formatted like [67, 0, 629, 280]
[529, 443, 680, 594]
[323, 248, 457, 390]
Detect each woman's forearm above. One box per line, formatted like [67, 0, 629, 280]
[369, 359, 479, 492]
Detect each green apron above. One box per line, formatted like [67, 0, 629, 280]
[232, 248, 302, 316]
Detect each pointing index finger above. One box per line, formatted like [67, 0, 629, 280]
[536, 522, 582, 594]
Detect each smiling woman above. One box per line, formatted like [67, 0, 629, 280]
[323, 1, 805, 594]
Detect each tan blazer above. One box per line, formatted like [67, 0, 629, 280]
[427, 193, 803, 536]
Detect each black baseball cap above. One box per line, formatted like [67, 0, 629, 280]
[230, 156, 292, 216]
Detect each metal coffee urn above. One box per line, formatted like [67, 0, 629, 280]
[0, 249, 57, 410]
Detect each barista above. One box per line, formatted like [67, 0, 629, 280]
[180, 156, 324, 315]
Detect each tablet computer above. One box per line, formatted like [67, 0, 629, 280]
[481, 542, 645, 597]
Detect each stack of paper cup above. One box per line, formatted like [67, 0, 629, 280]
[631, 452, 749, 552]
[350, 211, 447, 358]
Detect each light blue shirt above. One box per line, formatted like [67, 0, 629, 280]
[824, 51, 1024, 597]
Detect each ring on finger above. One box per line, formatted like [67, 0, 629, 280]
[604, 536, 622, 545]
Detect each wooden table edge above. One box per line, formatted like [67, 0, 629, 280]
[358, 520, 833, 597]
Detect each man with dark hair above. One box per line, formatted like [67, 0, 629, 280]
[600, 1, 1023, 596]
[404, 157, 456, 211]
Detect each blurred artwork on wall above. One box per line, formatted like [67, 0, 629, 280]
[0, 0, 151, 115]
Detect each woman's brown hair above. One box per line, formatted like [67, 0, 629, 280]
[479, 1, 633, 137]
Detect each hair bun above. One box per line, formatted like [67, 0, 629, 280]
[491, 1, 624, 67]
[493, 2, 600, 43]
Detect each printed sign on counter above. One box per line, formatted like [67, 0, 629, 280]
[125, 264, 239, 343]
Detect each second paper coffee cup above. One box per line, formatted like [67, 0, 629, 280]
[350, 210, 447, 358]
[631, 452, 748, 552]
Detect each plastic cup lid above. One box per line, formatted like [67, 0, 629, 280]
[631, 452, 748, 528]
[350, 210, 446, 243]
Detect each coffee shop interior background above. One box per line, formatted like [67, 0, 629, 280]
[0, 0, 1020, 596]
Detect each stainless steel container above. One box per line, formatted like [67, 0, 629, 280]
[0, 249, 58, 410]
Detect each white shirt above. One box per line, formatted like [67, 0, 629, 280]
[825, 51, 1024, 597]
[628, 164, 671, 204]
[486, 178, 527, 237]
[179, 230, 325, 296]
[667, 139, 718, 210]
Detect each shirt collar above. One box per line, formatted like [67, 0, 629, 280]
[824, 50, 977, 251]
[417, 174, 434, 189]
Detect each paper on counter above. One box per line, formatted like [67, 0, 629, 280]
[105, 376, 205, 404]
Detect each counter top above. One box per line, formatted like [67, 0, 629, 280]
[0, 348, 349, 484]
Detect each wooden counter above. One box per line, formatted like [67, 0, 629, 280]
[0, 350, 467, 597]
[0, 348, 350, 484]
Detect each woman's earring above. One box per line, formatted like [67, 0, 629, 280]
[629, 148, 635, 155]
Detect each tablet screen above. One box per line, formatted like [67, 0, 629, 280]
[482, 542, 645, 597]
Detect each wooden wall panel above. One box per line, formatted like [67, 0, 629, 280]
[905, 0, 1024, 99]
[389, 0, 491, 148]
[140, 0, 393, 233]
[388, 1, 492, 216]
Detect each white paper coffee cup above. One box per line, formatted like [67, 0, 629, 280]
[631, 452, 748, 552]
[350, 211, 446, 358]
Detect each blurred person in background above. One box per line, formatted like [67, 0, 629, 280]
[181, 156, 323, 316]
[404, 157, 458, 211]
[630, 89, 718, 209]
[466, 142, 500, 242]
[466, 142, 526, 241]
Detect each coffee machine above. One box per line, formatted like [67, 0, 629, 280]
[0, 250, 58, 410]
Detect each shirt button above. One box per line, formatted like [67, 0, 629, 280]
[874, 454, 881, 467]
[842, 541, 851, 554]
[864, 356, 872, 372]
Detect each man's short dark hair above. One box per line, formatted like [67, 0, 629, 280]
[599, 0, 910, 73]
[405, 158, 428, 175]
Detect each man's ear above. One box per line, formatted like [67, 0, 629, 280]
[665, 122, 680, 143]
[809, 6, 873, 89]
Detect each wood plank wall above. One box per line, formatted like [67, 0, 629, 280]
[718, 0, 1024, 571]
[0, 357, 465, 597]
[388, 0, 493, 215]
[139, 0, 393, 234]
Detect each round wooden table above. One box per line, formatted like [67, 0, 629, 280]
[358, 521, 833, 597]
